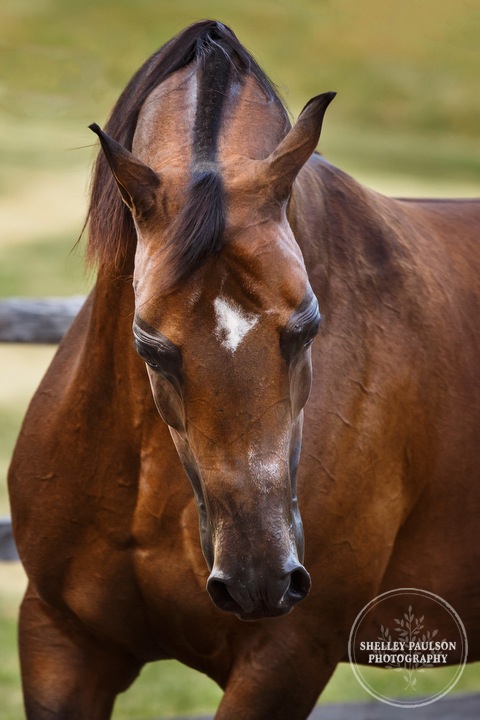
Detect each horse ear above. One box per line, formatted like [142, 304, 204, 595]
[89, 123, 160, 219]
[265, 92, 336, 199]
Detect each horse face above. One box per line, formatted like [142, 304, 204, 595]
[91, 91, 334, 619]
[132, 218, 319, 620]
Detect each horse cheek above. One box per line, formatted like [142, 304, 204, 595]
[147, 372, 185, 432]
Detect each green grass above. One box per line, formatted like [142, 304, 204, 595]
[321, 662, 480, 706]
[113, 662, 222, 719]
[1, 0, 480, 716]
[0, 613, 25, 720]
[0, 234, 88, 298]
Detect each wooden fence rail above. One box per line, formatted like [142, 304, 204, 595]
[0, 296, 85, 344]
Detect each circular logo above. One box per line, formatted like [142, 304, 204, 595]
[348, 588, 468, 708]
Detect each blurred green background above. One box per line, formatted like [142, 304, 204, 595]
[1, 0, 479, 718]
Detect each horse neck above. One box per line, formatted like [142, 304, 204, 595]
[289, 155, 406, 315]
[83, 264, 150, 409]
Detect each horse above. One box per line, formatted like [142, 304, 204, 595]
[8, 19, 480, 720]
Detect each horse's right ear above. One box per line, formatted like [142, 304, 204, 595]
[89, 123, 160, 220]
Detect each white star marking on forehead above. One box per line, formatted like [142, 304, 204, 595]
[213, 297, 259, 353]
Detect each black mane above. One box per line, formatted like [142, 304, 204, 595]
[86, 20, 288, 278]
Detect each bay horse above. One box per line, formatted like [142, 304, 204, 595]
[8, 19, 480, 720]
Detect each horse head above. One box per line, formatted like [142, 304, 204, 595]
[90, 30, 334, 620]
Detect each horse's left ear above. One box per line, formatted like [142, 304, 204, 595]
[89, 123, 160, 219]
[264, 92, 336, 200]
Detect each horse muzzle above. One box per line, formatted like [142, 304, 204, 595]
[206, 561, 311, 620]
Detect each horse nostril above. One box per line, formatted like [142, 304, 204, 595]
[207, 577, 234, 608]
[287, 566, 311, 603]
[207, 574, 249, 614]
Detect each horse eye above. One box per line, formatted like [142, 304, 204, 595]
[296, 315, 320, 349]
[304, 316, 321, 347]
[134, 339, 161, 369]
[133, 335, 183, 391]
